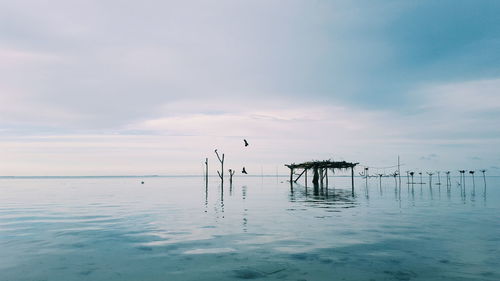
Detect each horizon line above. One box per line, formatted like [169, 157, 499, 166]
[1, 174, 498, 179]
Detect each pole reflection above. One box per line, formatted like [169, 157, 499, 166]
[202, 177, 491, 225]
[288, 182, 358, 211]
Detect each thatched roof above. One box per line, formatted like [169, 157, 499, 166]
[285, 160, 358, 170]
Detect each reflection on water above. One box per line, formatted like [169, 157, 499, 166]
[289, 183, 358, 211]
[241, 186, 248, 232]
[0, 176, 499, 281]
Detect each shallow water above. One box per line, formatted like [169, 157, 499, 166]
[1, 176, 499, 281]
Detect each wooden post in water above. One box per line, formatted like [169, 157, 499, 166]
[205, 158, 209, 186]
[460, 170, 465, 187]
[312, 166, 319, 185]
[228, 169, 235, 186]
[365, 167, 369, 187]
[305, 169, 308, 187]
[289, 168, 294, 183]
[398, 156, 401, 188]
[410, 172, 414, 190]
[351, 166, 355, 194]
[481, 169, 486, 197]
[325, 168, 328, 187]
[215, 149, 224, 186]
[319, 168, 324, 188]
[427, 172, 433, 187]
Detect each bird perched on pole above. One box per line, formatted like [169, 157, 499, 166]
[243, 139, 249, 147]
[242, 167, 248, 174]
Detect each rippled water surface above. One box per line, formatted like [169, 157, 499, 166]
[1, 176, 499, 281]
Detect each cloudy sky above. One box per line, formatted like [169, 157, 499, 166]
[1, 0, 500, 176]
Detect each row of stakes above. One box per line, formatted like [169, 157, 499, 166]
[360, 168, 487, 188]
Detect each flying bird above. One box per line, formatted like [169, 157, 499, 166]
[243, 139, 249, 147]
[242, 167, 248, 174]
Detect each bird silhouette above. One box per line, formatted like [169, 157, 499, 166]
[242, 167, 248, 174]
[244, 139, 249, 147]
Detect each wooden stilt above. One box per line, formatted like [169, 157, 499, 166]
[305, 169, 308, 187]
[325, 168, 328, 187]
[398, 156, 401, 188]
[319, 168, 324, 187]
[312, 166, 319, 185]
[351, 166, 355, 194]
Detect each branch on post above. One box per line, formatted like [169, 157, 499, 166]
[214, 149, 225, 184]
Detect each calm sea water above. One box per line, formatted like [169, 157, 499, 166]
[1, 176, 499, 281]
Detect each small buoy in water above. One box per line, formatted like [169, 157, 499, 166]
[141, 181, 144, 184]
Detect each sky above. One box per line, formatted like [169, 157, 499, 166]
[1, 0, 500, 176]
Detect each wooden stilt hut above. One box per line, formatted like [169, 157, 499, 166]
[285, 160, 359, 193]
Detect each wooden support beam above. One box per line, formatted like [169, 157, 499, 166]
[293, 169, 307, 183]
[289, 168, 294, 183]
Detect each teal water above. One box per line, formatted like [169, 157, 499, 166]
[1, 176, 499, 281]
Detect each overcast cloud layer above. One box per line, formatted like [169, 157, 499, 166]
[1, 0, 500, 175]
